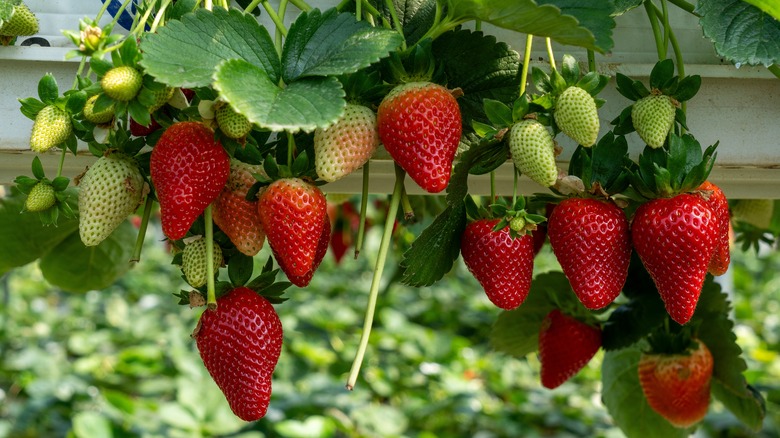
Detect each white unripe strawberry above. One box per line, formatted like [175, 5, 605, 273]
[632, 94, 676, 148]
[554, 86, 599, 147]
[182, 238, 223, 288]
[314, 104, 378, 183]
[509, 119, 558, 187]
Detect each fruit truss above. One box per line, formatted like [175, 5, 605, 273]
[2, 0, 780, 436]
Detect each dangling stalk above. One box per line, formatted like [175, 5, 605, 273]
[288, 0, 312, 11]
[644, 1, 666, 60]
[275, 0, 289, 51]
[149, 0, 173, 33]
[513, 168, 519, 205]
[660, 0, 671, 57]
[244, 0, 262, 14]
[262, 1, 289, 37]
[666, 0, 696, 15]
[545, 38, 557, 71]
[56, 147, 67, 178]
[649, 2, 687, 114]
[131, 1, 158, 35]
[346, 165, 406, 390]
[354, 163, 370, 259]
[519, 34, 533, 95]
[401, 186, 414, 221]
[205, 205, 217, 309]
[587, 49, 597, 73]
[94, 0, 113, 22]
[490, 172, 496, 202]
[130, 196, 154, 263]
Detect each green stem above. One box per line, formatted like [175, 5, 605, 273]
[244, 0, 262, 14]
[768, 64, 780, 79]
[130, 196, 154, 263]
[401, 187, 414, 222]
[288, 0, 312, 11]
[587, 49, 596, 73]
[346, 165, 405, 391]
[150, 0, 173, 33]
[513, 167, 518, 205]
[71, 56, 87, 90]
[354, 163, 370, 259]
[95, 0, 112, 22]
[475, 19, 481, 32]
[661, 0, 670, 57]
[545, 38, 557, 71]
[490, 172, 496, 202]
[287, 132, 295, 167]
[356, 0, 362, 21]
[132, 2, 157, 36]
[56, 147, 67, 178]
[666, 0, 697, 15]
[644, 1, 666, 60]
[520, 34, 533, 95]
[384, 0, 406, 47]
[205, 204, 217, 309]
[649, 2, 686, 115]
[205, 0, 213, 11]
[263, 1, 288, 37]
[275, 0, 289, 53]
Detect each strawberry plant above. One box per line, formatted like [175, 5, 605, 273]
[3, 0, 780, 435]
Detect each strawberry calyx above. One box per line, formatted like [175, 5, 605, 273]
[245, 152, 319, 201]
[627, 133, 718, 201]
[559, 131, 632, 199]
[465, 195, 545, 238]
[381, 39, 437, 85]
[644, 325, 701, 356]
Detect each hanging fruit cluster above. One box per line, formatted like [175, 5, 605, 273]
[6, 0, 775, 435]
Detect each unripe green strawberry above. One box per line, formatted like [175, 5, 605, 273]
[732, 199, 773, 229]
[509, 119, 558, 187]
[78, 151, 145, 246]
[182, 238, 223, 288]
[216, 104, 252, 139]
[149, 86, 174, 113]
[25, 181, 55, 212]
[0, 4, 38, 36]
[30, 105, 72, 152]
[101, 66, 143, 102]
[314, 103, 378, 182]
[83, 94, 114, 124]
[554, 86, 599, 147]
[632, 94, 676, 148]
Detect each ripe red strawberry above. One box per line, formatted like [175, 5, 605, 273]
[195, 287, 283, 421]
[330, 227, 351, 264]
[130, 116, 162, 136]
[377, 82, 462, 193]
[257, 178, 328, 283]
[150, 122, 230, 240]
[698, 181, 729, 276]
[638, 339, 713, 428]
[315, 103, 378, 182]
[548, 198, 631, 309]
[461, 218, 534, 310]
[631, 194, 718, 325]
[538, 309, 602, 389]
[286, 215, 330, 287]
[213, 159, 266, 256]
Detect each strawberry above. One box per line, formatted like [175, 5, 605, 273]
[83, 94, 114, 124]
[149, 86, 174, 113]
[314, 103, 378, 182]
[213, 159, 266, 256]
[638, 339, 713, 428]
[25, 181, 55, 212]
[195, 287, 283, 421]
[632, 93, 676, 148]
[101, 66, 143, 102]
[732, 199, 773, 229]
[30, 105, 72, 152]
[538, 309, 602, 389]
[286, 215, 331, 287]
[0, 3, 38, 36]
[257, 178, 328, 284]
[330, 227, 350, 264]
[130, 116, 162, 136]
[461, 218, 534, 310]
[698, 181, 730, 276]
[508, 119, 558, 187]
[182, 238, 223, 288]
[78, 151, 145, 246]
[150, 122, 230, 240]
[631, 194, 718, 324]
[377, 82, 462, 193]
[554, 86, 599, 147]
[216, 104, 252, 139]
[548, 198, 631, 309]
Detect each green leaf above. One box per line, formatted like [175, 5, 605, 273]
[72, 411, 113, 438]
[696, 0, 780, 67]
[90, 57, 113, 77]
[672, 75, 701, 102]
[51, 176, 70, 191]
[281, 9, 403, 81]
[482, 99, 513, 128]
[400, 202, 466, 287]
[39, 221, 136, 293]
[649, 59, 674, 90]
[741, 0, 780, 21]
[127, 100, 151, 128]
[139, 7, 281, 88]
[18, 97, 46, 120]
[118, 36, 139, 67]
[489, 272, 567, 357]
[614, 73, 642, 101]
[65, 90, 87, 115]
[0, 0, 17, 24]
[214, 59, 346, 133]
[602, 347, 692, 438]
[432, 29, 521, 131]
[37, 74, 59, 105]
[694, 278, 766, 430]
[446, 0, 614, 53]
[30, 156, 45, 180]
[612, 0, 644, 16]
[0, 189, 79, 276]
[590, 132, 628, 191]
[228, 252, 254, 286]
[371, 0, 437, 46]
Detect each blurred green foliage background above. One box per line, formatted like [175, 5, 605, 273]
[0, 217, 778, 438]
